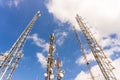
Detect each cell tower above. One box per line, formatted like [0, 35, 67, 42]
[44, 34, 55, 80]
[0, 11, 40, 80]
[73, 26, 95, 80]
[75, 14, 117, 80]
[44, 34, 64, 80]
[55, 55, 64, 80]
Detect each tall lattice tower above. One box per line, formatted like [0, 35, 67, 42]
[45, 34, 55, 80]
[73, 26, 95, 80]
[44, 34, 64, 80]
[0, 11, 40, 80]
[75, 14, 116, 80]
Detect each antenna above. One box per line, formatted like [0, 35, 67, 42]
[73, 26, 95, 80]
[75, 14, 117, 80]
[0, 11, 40, 80]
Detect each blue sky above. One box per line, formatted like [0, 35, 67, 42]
[0, 0, 120, 80]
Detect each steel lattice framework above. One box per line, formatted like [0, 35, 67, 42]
[75, 14, 116, 80]
[0, 11, 40, 80]
[46, 34, 55, 80]
[44, 34, 64, 80]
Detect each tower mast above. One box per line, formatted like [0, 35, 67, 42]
[45, 34, 55, 80]
[73, 26, 95, 80]
[0, 11, 40, 80]
[75, 14, 116, 80]
[44, 34, 64, 80]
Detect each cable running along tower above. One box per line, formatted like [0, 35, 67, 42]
[0, 11, 40, 80]
[75, 14, 116, 80]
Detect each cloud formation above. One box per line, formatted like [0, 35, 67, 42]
[28, 33, 49, 68]
[75, 34, 120, 80]
[75, 57, 120, 80]
[46, 0, 120, 36]
[36, 52, 47, 68]
[46, 0, 120, 56]
[75, 52, 95, 65]
[28, 33, 67, 69]
[28, 33, 49, 52]
[0, 0, 23, 7]
[54, 31, 68, 46]
[46, 0, 120, 79]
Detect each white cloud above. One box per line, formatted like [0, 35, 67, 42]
[74, 71, 90, 80]
[112, 58, 120, 80]
[76, 52, 95, 65]
[28, 34, 49, 68]
[46, 0, 120, 36]
[76, 56, 84, 65]
[104, 46, 120, 57]
[9, 0, 23, 7]
[100, 35, 120, 48]
[36, 52, 47, 68]
[100, 35, 120, 57]
[46, 1, 120, 78]
[46, 0, 120, 50]
[74, 57, 120, 80]
[28, 34, 50, 68]
[0, 0, 23, 7]
[76, 34, 120, 65]
[74, 65, 104, 80]
[55, 31, 68, 46]
[28, 33, 49, 52]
